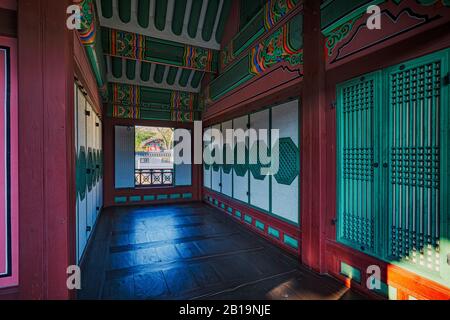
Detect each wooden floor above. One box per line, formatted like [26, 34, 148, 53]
[78, 203, 365, 300]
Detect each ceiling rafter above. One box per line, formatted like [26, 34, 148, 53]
[96, 0, 231, 50]
[106, 56, 204, 93]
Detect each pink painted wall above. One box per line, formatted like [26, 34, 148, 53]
[0, 35, 18, 289]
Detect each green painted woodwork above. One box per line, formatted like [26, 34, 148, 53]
[268, 227, 280, 239]
[244, 214, 253, 224]
[77, 0, 108, 100]
[166, 67, 178, 85]
[191, 71, 204, 89]
[235, 211, 242, 218]
[179, 69, 192, 87]
[221, 0, 300, 70]
[144, 195, 156, 201]
[227, 207, 233, 214]
[255, 220, 265, 231]
[118, 0, 131, 23]
[153, 64, 165, 84]
[273, 138, 300, 186]
[102, 28, 218, 72]
[157, 194, 169, 200]
[340, 262, 361, 283]
[140, 62, 151, 81]
[100, 0, 113, 18]
[87, 148, 94, 192]
[215, 0, 232, 43]
[386, 51, 449, 281]
[76, 147, 87, 201]
[240, 0, 265, 30]
[155, 0, 168, 31]
[137, 0, 150, 28]
[109, 83, 198, 110]
[321, 0, 378, 31]
[337, 72, 381, 256]
[202, 0, 220, 41]
[220, 203, 226, 209]
[337, 49, 450, 285]
[111, 56, 122, 78]
[210, 55, 254, 101]
[130, 196, 141, 202]
[126, 59, 136, 80]
[283, 234, 299, 249]
[188, 0, 203, 38]
[170, 194, 181, 199]
[209, 14, 303, 104]
[182, 193, 193, 199]
[172, 0, 188, 35]
[114, 196, 127, 203]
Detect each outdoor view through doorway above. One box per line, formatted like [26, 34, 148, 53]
[135, 126, 175, 187]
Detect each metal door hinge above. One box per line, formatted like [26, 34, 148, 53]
[86, 226, 92, 232]
[96, 123, 99, 127]
[85, 110, 90, 116]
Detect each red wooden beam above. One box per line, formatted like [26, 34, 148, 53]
[17, 0, 75, 299]
[300, 0, 327, 273]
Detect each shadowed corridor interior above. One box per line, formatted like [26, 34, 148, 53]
[79, 203, 363, 300]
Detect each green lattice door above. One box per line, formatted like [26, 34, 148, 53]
[337, 71, 382, 257]
[385, 50, 449, 282]
[337, 49, 450, 285]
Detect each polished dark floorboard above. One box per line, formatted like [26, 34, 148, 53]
[78, 203, 365, 300]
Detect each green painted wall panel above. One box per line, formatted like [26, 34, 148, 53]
[129, 196, 141, 202]
[114, 196, 127, 203]
[340, 262, 361, 283]
[268, 227, 280, 239]
[244, 214, 252, 224]
[284, 234, 299, 249]
[144, 195, 155, 201]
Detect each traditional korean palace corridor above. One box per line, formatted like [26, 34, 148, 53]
[0, 0, 449, 301]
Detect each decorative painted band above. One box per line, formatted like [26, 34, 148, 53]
[220, 0, 301, 71]
[203, 190, 300, 255]
[114, 193, 193, 205]
[205, 13, 303, 105]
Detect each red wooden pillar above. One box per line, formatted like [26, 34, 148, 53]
[301, 0, 327, 273]
[18, 0, 75, 299]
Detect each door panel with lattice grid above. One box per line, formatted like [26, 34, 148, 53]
[337, 72, 382, 256]
[386, 51, 449, 280]
[337, 49, 450, 285]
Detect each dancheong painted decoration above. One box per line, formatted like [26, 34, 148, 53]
[321, 0, 450, 67]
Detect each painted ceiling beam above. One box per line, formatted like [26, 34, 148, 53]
[102, 27, 218, 73]
[108, 82, 201, 111]
[96, 0, 231, 50]
[106, 56, 204, 93]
